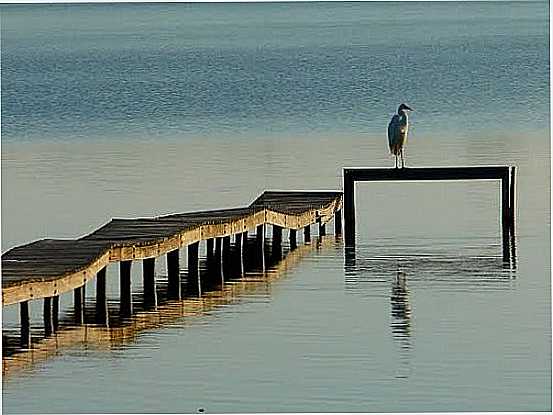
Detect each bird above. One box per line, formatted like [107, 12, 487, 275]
[388, 103, 414, 168]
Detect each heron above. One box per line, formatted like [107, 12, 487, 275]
[388, 103, 414, 168]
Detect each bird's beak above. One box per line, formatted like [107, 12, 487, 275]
[406, 105, 414, 111]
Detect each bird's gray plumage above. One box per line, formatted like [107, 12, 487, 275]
[387, 103, 413, 168]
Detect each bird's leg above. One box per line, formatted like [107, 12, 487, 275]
[400, 149, 405, 168]
[395, 154, 398, 169]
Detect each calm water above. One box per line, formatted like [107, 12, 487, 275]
[1, 2, 550, 413]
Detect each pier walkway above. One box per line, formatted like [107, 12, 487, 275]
[2, 191, 343, 347]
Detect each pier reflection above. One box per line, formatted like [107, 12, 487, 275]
[344, 243, 516, 379]
[390, 270, 412, 379]
[390, 270, 411, 347]
[2, 236, 333, 378]
[344, 242, 516, 296]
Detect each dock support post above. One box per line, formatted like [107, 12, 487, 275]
[318, 218, 326, 237]
[187, 242, 200, 295]
[256, 224, 266, 271]
[20, 301, 31, 348]
[510, 166, 516, 235]
[501, 172, 510, 262]
[344, 170, 355, 247]
[289, 229, 297, 250]
[235, 232, 245, 276]
[215, 237, 224, 283]
[223, 236, 231, 277]
[206, 238, 214, 263]
[272, 225, 282, 247]
[143, 258, 157, 310]
[120, 261, 133, 317]
[335, 209, 342, 235]
[167, 249, 181, 300]
[241, 231, 248, 272]
[272, 225, 283, 260]
[304, 225, 311, 243]
[74, 285, 85, 324]
[43, 297, 53, 337]
[256, 224, 265, 245]
[96, 267, 108, 325]
[52, 295, 59, 332]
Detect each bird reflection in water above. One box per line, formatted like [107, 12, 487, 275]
[390, 268, 412, 378]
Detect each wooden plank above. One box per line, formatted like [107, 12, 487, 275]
[343, 166, 510, 181]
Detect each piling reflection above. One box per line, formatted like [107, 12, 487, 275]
[390, 269, 412, 379]
[2, 236, 333, 378]
[344, 243, 516, 296]
[390, 270, 411, 345]
[344, 243, 516, 379]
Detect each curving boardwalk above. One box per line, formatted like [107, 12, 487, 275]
[2, 191, 342, 308]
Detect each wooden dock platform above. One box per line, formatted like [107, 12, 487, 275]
[2, 190, 342, 347]
[3, 237, 334, 377]
[343, 166, 516, 261]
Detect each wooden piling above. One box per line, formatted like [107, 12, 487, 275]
[187, 242, 200, 295]
[206, 238, 214, 262]
[96, 267, 108, 325]
[509, 166, 516, 235]
[20, 301, 31, 348]
[120, 260, 132, 317]
[256, 224, 265, 245]
[213, 237, 224, 283]
[289, 229, 297, 250]
[215, 237, 223, 269]
[272, 225, 283, 261]
[501, 172, 510, 262]
[167, 249, 181, 300]
[235, 232, 245, 276]
[344, 170, 355, 246]
[334, 209, 342, 235]
[318, 218, 326, 237]
[241, 231, 248, 272]
[256, 224, 266, 271]
[52, 295, 59, 332]
[273, 225, 283, 247]
[223, 236, 231, 274]
[304, 225, 311, 243]
[143, 258, 157, 310]
[43, 296, 53, 337]
[74, 285, 85, 324]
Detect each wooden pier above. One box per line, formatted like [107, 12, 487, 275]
[3, 237, 335, 377]
[2, 191, 343, 348]
[343, 166, 516, 261]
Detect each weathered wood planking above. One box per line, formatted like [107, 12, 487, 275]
[2, 191, 342, 306]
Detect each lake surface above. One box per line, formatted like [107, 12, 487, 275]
[1, 1, 550, 413]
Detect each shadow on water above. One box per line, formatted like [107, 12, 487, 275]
[2, 235, 335, 378]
